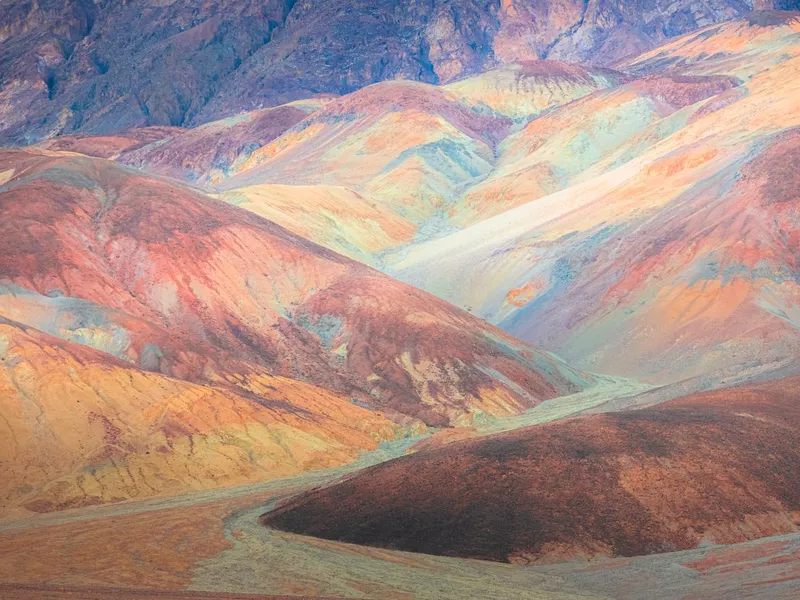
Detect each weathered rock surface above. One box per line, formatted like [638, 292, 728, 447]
[3, 1, 797, 143]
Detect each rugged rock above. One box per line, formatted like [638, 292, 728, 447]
[2, 1, 796, 143]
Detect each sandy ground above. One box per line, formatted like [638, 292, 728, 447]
[0, 583, 341, 599]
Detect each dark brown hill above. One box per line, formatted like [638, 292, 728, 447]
[264, 377, 800, 563]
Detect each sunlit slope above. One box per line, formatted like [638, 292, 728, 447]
[215, 184, 416, 264]
[214, 69, 625, 233]
[41, 66, 626, 264]
[446, 73, 737, 227]
[395, 36, 800, 384]
[621, 11, 800, 79]
[214, 81, 507, 224]
[0, 318, 403, 516]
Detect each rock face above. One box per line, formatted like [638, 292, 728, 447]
[2, 0, 796, 143]
[263, 377, 800, 564]
[0, 0, 295, 143]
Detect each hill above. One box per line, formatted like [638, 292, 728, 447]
[263, 377, 800, 563]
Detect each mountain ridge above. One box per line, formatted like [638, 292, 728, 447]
[3, 2, 799, 144]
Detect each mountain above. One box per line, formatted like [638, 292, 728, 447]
[621, 9, 800, 78]
[44, 63, 626, 264]
[1, 148, 597, 424]
[0, 0, 296, 144]
[0, 147, 597, 513]
[443, 61, 627, 121]
[205, 79, 510, 255]
[2, 0, 797, 144]
[3, 4, 800, 598]
[10, 15, 800, 392]
[24, 13, 800, 267]
[13, 15, 800, 392]
[393, 15, 800, 387]
[262, 376, 800, 564]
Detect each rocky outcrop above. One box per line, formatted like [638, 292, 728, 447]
[2, 1, 796, 143]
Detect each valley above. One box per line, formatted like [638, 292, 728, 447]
[1, 5, 800, 598]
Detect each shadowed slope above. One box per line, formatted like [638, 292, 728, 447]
[263, 377, 800, 564]
[0, 0, 296, 144]
[35, 127, 185, 160]
[4, 1, 793, 144]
